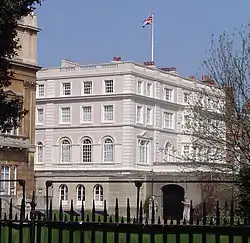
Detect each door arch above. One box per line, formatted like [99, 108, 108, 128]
[161, 184, 185, 221]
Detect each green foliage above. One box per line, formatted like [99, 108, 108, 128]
[0, 0, 42, 132]
[236, 165, 250, 216]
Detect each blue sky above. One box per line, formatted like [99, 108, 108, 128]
[36, 0, 250, 77]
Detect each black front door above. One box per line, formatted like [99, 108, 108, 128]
[161, 184, 185, 221]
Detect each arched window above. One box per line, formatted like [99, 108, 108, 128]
[61, 139, 71, 162]
[103, 137, 114, 162]
[37, 142, 43, 163]
[94, 184, 103, 202]
[138, 139, 150, 163]
[82, 138, 92, 162]
[59, 184, 68, 201]
[164, 142, 172, 162]
[77, 185, 85, 204]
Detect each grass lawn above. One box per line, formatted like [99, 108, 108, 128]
[1, 228, 249, 243]
[0, 211, 249, 243]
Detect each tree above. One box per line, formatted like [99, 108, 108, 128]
[0, 0, 42, 132]
[183, 26, 250, 174]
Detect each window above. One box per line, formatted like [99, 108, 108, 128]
[103, 138, 114, 162]
[183, 115, 190, 129]
[0, 166, 10, 195]
[164, 88, 173, 101]
[136, 105, 143, 123]
[59, 184, 68, 201]
[61, 107, 71, 123]
[137, 80, 143, 94]
[82, 106, 92, 123]
[37, 108, 44, 124]
[163, 112, 173, 129]
[104, 80, 113, 93]
[183, 145, 190, 159]
[103, 105, 114, 121]
[146, 107, 152, 125]
[61, 139, 71, 163]
[138, 140, 150, 163]
[94, 184, 103, 202]
[83, 81, 92, 95]
[146, 83, 153, 97]
[62, 83, 71, 96]
[38, 84, 45, 97]
[77, 185, 85, 204]
[82, 138, 92, 162]
[184, 93, 190, 103]
[164, 142, 172, 162]
[37, 142, 43, 163]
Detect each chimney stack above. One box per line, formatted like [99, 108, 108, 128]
[112, 56, 122, 62]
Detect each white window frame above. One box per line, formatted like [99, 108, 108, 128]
[182, 145, 190, 160]
[59, 184, 68, 206]
[146, 82, 153, 97]
[103, 137, 114, 163]
[62, 82, 71, 96]
[37, 83, 45, 97]
[164, 87, 173, 102]
[183, 92, 190, 104]
[104, 80, 114, 94]
[82, 138, 92, 163]
[82, 81, 93, 95]
[93, 184, 104, 206]
[146, 106, 153, 125]
[163, 111, 174, 129]
[76, 185, 85, 205]
[60, 107, 71, 124]
[138, 139, 150, 164]
[0, 166, 10, 195]
[183, 114, 190, 129]
[60, 139, 71, 163]
[137, 80, 143, 95]
[81, 106, 92, 123]
[37, 141, 44, 163]
[36, 108, 44, 125]
[102, 105, 114, 123]
[136, 105, 143, 124]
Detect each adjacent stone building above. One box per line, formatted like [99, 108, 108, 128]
[0, 13, 40, 206]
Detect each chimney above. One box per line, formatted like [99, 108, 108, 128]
[201, 75, 215, 86]
[189, 76, 196, 80]
[143, 61, 155, 66]
[112, 56, 122, 62]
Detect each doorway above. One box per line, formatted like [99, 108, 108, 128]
[161, 184, 185, 221]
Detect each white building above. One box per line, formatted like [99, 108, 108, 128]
[35, 59, 208, 218]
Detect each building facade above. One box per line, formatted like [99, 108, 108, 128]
[0, 13, 40, 207]
[35, 60, 205, 217]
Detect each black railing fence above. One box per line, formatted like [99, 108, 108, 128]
[0, 191, 250, 243]
[0, 179, 249, 243]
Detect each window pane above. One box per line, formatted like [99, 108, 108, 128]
[82, 139, 92, 162]
[61, 140, 71, 162]
[61, 107, 71, 123]
[83, 81, 92, 94]
[104, 80, 113, 93]
[38, 84, 45, 97]
[37, 109, 44, 123]
[103, 105, 113, 121]
[82, 106, 92, 122]
[63, 83, 71, 95]
[103, 139, 114, 162]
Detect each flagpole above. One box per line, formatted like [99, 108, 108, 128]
[151, 10, 155, 63]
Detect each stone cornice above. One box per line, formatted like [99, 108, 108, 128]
[11, 60, 41, 72]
